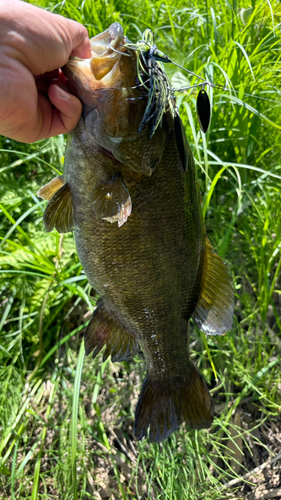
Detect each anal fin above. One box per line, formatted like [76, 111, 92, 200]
[89, 173, 132, 227]
[192, 237, 234, 335]
[42, 183, 74, 233]
[85, 301, 139, 362]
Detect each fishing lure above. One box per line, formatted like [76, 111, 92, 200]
[124, 30, 173, 136]
[123, 28, 275, 137]
[124, 29, 215, 135]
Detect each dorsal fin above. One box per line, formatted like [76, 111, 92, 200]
[37, 175, 64, 200]
[174, 113, 188, 171]
[192, 238, 234, 335]
[42, 183, 74, 233]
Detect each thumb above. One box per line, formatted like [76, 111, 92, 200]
[46, 81, 82, 137]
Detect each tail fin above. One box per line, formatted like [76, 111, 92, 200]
[134, 364, 214, 442]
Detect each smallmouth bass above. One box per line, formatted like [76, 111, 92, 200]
[38, 23, 234, 442]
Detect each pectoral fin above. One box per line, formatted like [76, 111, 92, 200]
[85, 300, 139, 362]
[42, 183, 74, 233]
[192, 238, 234, 335]
[37, 176, 64, 200]
[89, 173, 132, 227]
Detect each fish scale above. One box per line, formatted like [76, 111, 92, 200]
[38, 23, 234, 442]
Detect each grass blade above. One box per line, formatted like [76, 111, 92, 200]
[71, 338, 85, 500]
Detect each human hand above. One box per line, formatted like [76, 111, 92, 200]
[0, 0, 91, 143]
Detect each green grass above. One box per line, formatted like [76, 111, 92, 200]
[1, 0, 281, 498]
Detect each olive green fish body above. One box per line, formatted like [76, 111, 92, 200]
[38, 23, 234, 442]
[66, 111, 201, 368]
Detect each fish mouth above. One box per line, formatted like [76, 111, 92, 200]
[64, 23, 131, 94]
[89, 23, 127, 81]
[89, 22, 125, 57]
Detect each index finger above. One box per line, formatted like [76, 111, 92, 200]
[66, 18, 91, 59]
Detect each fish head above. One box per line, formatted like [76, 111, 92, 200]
[63, 23, 169, 175]
[64, 23, 138, 102]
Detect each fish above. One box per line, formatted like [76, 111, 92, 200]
[37, 23, 234, 443]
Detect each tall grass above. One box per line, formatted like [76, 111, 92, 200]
[0, 0, 281, 499]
